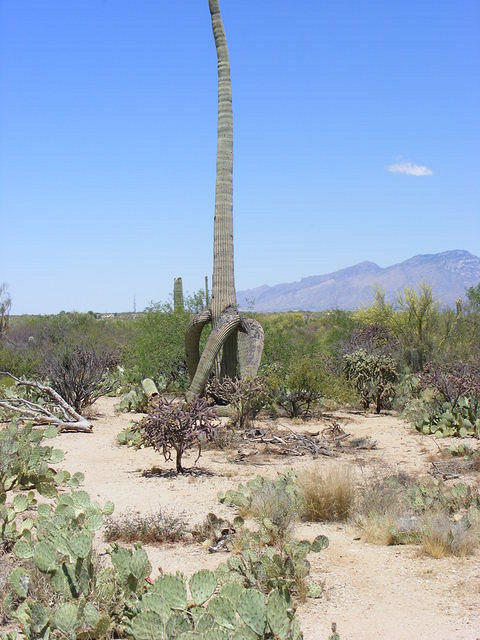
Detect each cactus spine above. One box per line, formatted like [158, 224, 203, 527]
[185, 0, 264, 399]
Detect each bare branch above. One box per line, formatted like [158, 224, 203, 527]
[0, 372, 92, 433]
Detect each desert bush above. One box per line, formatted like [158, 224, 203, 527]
[343, 350, 398, 412]
[356, 285, 440, 371]
[123, 292, 208, 390]
[139, 396, 218, 473]
[2, 312, 133, 382]
[342, 323, 399, 358]
[0, 345, 42, 379]
[355, 474, 480, 551]
[41, 345, 118, 413]
[259, 310, 356, 370]
[105, 509, 188, 544]
[354, 284, 479, 373]
[207, 376, 269, 428]
[267, 358, 322, 418]
[123, 302, 189, 389]
[297, 465, 356, 522]
[421, 512, 480, 558]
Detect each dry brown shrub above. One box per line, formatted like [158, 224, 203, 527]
[105, 509, 188, 544]
[298, 465, 356, 522]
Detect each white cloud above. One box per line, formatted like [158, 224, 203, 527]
[386, 161, 433, 176]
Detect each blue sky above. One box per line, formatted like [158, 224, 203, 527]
[1, 0, 479, 314]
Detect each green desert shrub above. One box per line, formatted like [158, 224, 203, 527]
[123, 291, 209, 391]
[266, 358, 323, 418]
[258, 310, 356, 370]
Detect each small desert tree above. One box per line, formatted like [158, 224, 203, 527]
[140, 396, 218, 473]
[371, 284, 451, 371]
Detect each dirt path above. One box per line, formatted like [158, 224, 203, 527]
[53, 398, 480, 640]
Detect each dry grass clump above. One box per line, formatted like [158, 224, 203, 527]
[421, 513, 480, 558]
[355, 474, 415, 545]
[360, 513, 397, 545]
[298, 465, 356, 522]
[105, 509, 188, 544]
[248, 483, 299, 535]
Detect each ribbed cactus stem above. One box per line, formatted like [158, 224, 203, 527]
[173, 277, 184, 313]
[209, 0, 237, 378]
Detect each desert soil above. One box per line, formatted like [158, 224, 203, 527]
[50, 397, 479, 640]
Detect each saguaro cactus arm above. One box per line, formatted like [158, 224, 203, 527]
[186, 307, 241, 400]
[238, 318, 265, 379]
[185, 308, 212, 381]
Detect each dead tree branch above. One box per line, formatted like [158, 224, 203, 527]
[0, 372, 92, 433]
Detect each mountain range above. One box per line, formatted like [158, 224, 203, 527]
[237, 250, 480, 312]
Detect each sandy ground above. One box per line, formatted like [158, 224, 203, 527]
[47, 398, 480, 639]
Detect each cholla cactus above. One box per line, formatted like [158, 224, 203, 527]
[139, 396, 218, 473]
[185, 0, 264, 399]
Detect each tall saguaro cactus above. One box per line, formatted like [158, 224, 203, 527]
[173, 277, 184, 313]
[185, 0, 264, 399]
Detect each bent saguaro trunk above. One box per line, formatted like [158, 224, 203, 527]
[184, 0, 264, 400]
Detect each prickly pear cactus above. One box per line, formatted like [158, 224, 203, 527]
[126, 567, 302, 640]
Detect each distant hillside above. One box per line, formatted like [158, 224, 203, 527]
[237, 250, 480, 312]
